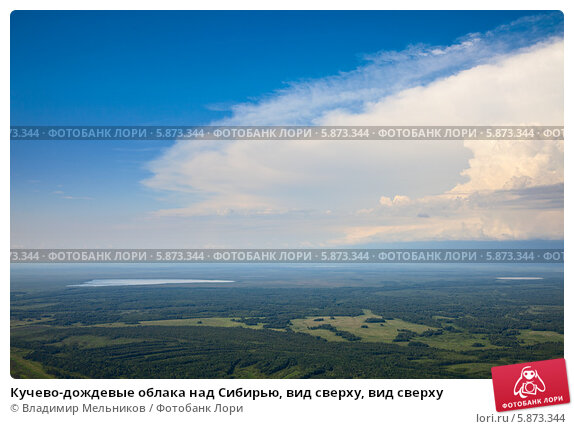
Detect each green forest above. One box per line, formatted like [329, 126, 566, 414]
[11, 273, 563, 379]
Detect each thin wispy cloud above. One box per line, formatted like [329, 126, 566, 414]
[61, 195, 93, 200]
[52, 189, 93, 200]
[215, 13, 563, 126]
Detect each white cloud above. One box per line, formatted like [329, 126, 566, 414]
[217, 13, 562, 126]
[451, 140, 563, 194]
[143, 29, 563, 245]
[380, 195, 411, 207]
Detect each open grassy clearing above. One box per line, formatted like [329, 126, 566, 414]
[10, 317, 55, 327]
[56, 335, 147, 349]
[290, 310, 563, 351]
[91, 317, 266, 329]
[518, 329, 564, 345]
[86, 309, 563, 351]
[417, 332, 498, 351]
[140, 317, 265, 329]
[11, 347, 55, 379]
[290, 309, 433, 343]
[444, 362, 495, 378]
[232, 364, 304, 379]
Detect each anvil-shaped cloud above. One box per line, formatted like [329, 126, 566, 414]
[143, 14, 563, 246]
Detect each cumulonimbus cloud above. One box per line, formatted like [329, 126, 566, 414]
[143, 13, 563, 246]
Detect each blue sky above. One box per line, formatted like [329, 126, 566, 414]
[10, 11, 564, 247]
[11, 10, 545, 125]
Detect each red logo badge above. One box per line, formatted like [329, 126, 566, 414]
[491, 358, 570, 412]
